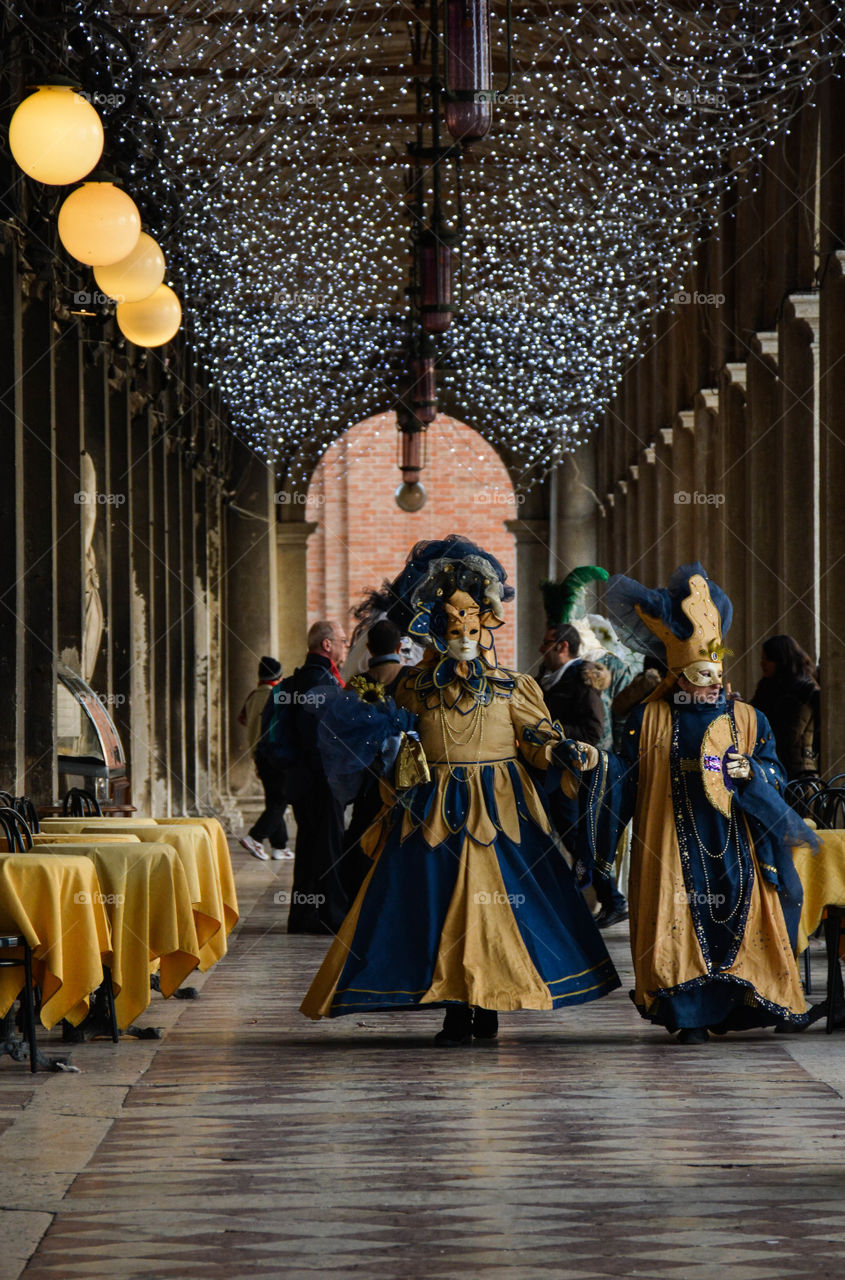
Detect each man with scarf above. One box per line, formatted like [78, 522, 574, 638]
[286, 620, 348, 934]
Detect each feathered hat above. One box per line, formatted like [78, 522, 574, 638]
[604, 562, 732, 700]
[354, 534, 514, 662]
[540, 565, 609, 629]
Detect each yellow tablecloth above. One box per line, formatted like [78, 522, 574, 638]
[1, 834, 142, 849]
[40, 817, 159, 830]
[81, 823, 234, 970]
[154, 818, 239, 938]
[0, 853, 111, 1028]
[794, 830, 845, 953]
[34, 842, 201, 1027]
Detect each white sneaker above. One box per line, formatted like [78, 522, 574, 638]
[270, 847, 294, 860]
[240, 836, 269, 861]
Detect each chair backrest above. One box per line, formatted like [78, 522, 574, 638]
[62, 788, 102, 817]
[13, 797, 39, 834]
[0, 791, 14, 807]
[0, 806, 33, 851]
[785, 776, 825, 819]
[817, 787, 845, 831]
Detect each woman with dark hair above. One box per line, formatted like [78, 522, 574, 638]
[751, 635, 820, 779]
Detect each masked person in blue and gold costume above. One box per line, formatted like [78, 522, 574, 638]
[300, 535, 620, 1045]
[558, 563, 817, 1045]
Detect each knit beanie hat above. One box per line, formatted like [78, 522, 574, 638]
[258, 656, 282, 680]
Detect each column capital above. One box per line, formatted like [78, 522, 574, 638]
[723, 362, 747, 392]
[751, 331, 779, 369]
[675, 409, 696, 433]
[784, 290, 820, 339]
[617, 479, 628, 496]
[833, 249, 845, 277]
[642, 444, 657, 465]
[504, 517, 550, 546]
[658, 427, 674, 448]
[695, 388, 720, 415]
[629, 464, 639, 482]
[275, 520, 318, 548]
[605, 492, 615, 509]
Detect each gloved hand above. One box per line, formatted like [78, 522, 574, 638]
[553, 739, 599, 772]
[725, 752, 752, 781]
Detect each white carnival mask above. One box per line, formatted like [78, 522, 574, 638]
[444, 590, 482, 662]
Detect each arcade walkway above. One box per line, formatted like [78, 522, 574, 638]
[2, 850, 844, 1280]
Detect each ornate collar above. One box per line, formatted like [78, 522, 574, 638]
[413, 656, 516, 711]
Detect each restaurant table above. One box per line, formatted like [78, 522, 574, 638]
[153, 818, 239, 940]
[794, 830, 845, 953]
[793, 830, 845, 1031]
[0, 852, 110, 1028]
[33, 842, 201, 1029]
[77, 823, 237, 969]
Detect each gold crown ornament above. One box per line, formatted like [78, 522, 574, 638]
[635, 573, 729, 699]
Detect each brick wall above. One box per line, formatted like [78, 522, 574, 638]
[306, 412, 518, 667]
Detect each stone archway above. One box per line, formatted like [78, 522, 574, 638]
[306, 411, 519, 667]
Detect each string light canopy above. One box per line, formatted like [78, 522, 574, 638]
[82, 3, 842, 488]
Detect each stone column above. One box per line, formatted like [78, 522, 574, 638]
[225, 448, 279, 811]
[505, 517, 550, 673]
[819, 251, 845, 773]
[745, 332, 782, 678]
[549, 442, 600, 577]
[693, 389, 722, 579]
[780, 292, 820, 660]
[719, 363, 752, 695]
[276, 519, 319, 678]
[672, 411, 696, 561]
[637, 445, 658, 584]
[654, 427, 678, 580]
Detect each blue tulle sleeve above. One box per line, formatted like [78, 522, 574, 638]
[317, 691, 419, 805]
[733, 707, 818, 947]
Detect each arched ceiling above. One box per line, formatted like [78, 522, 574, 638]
[114, 1, 841, 486]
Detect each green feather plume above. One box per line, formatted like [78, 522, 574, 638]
[540, 565, 609, 626]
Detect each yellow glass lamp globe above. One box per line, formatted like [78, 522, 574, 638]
[93, 232, 166, 303]
[116, 284, 181, 347]
[58, 181, 141, 266]
[9, 86, 104, 185]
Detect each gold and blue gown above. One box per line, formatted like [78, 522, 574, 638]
[576, 691, 813, 1031]
[301, 661, 620, 1018]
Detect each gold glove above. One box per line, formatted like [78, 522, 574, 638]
[725, 753, 751, 780]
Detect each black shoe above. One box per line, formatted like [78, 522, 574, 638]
[434, 1005, 473, 1046]
[677, 1027, 709, 1045]
[595, 906, 629, 928]
[472, 1007, 499, 1040]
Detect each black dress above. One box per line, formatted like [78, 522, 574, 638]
[750, 675, 820, 779]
